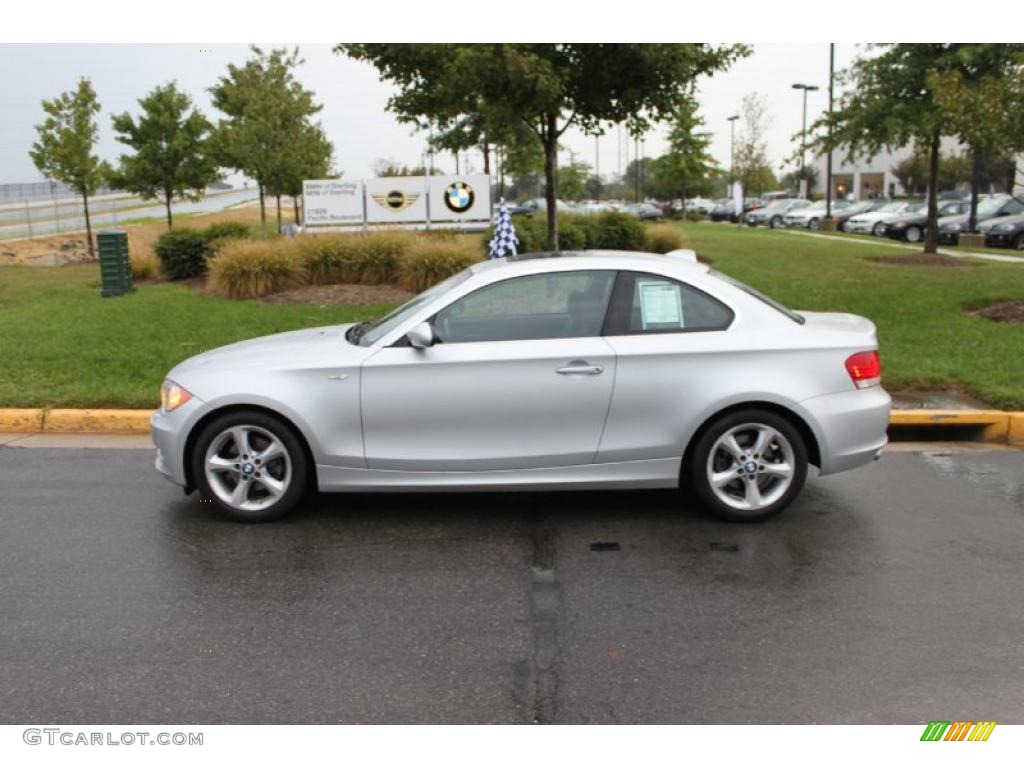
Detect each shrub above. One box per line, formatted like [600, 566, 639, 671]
[297, 235, 360, 285]
[207, 240, 305, 299]
[202, 221, 251, 244]
[586, 211, 646, 251]
[398, 240, 482, 292]
[153, 228, 209, 280]
[129, 251, 159, 281]
[354, 231, 412, 284]
[643, 224, 687, 254]
[486, 214, 586, 254]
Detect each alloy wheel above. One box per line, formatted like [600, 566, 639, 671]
[204, 424, 292, 511]
[705, 423, 795, 512]
[905, 225, 921, 243]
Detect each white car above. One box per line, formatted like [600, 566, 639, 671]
[685, 198, 717, 215]
[782, 201, 850, 230]
[151, 249, 890, 524]
[844, 201, 926, 236]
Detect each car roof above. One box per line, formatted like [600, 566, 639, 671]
[470, 249, 711, 276]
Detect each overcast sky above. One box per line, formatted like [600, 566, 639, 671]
[0, 43, 859, 186]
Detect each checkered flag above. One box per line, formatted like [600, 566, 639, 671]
[488, 198, 520, 259]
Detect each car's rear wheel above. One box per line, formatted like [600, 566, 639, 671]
[905, 225, 922, 243]
[808, 218, 820, 230]
[1015, 233, 1024, 251]
[872, 221, 887, 236]
[771, 216, 782, 229]
[687, 409, 808, 522]
[191, 410, 308, 522]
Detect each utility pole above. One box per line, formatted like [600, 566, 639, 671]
[594, 132, 601, 201]
[634, 136, 640, 201]
[727, 114, 739, 186]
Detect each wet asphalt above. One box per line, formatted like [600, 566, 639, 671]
[1, 444, 1022, 724]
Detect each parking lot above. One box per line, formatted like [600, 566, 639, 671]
[1, 441, 1023, 724]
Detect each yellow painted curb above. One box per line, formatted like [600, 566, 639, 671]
[1008, 413, 1024, 446]
[889, 409, 1010, 442]
[42, 409, 155, 434]
[0, 408, 45, 432]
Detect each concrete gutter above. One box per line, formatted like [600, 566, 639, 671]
[1, 407, 1022, 445]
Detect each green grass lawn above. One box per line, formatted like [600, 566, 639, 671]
[2, 224, 1024, 410]
[0, 267, 390, 409]
[681, 223, 1024, 410]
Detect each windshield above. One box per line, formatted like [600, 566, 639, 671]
[876, 202, 903, 213]
[978, 197, 1008, 216]
[710, 270, 805, 325]
[350, 268, 474, 347]
[904, 202, 926, 213]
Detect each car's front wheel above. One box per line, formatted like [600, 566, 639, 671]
[770, 216, 782, 229]
[687, 410, 808, 522]
[1015, 233, 1024, 251]
[191, 410, 308, 522]
[905, 225, 922, 243]
[808, 218, 820, 230]
[872, 221, 887, 236]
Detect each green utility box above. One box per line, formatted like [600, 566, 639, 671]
[97, 230, 134, 297]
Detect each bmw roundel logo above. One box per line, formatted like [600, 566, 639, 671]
[444, 181, 475, 213]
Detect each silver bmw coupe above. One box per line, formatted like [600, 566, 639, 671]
[152, 249, 890, 523]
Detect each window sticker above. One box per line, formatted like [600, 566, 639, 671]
[637, 281, 683, 329]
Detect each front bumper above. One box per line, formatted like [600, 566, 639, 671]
[844, 221, 874, 234]
[937, 231, 960, 244]
[800, 386, 891, 476]
[985, 232, 1019, 248]
[151, 395, 206, 488]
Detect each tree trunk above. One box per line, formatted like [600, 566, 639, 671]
[82, 192, 94, 259]
[258, 182, 266, 225]
[454, 151, 460, 174]
[165, 191, 173, 229]
[275, 194, 282, 234]
[968, 146, 982, 233]
[482, 141, 491, 175]
[293, 196, 300, 226]
[923, 133, 941, 255]
[542, 115, 559, 251]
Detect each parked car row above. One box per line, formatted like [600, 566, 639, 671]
[507, 197, 665, 221]
[844, 194, 1024, 246]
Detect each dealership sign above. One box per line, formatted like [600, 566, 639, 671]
[302, 174, 491, 229]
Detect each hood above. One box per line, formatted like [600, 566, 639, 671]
[168, 323, 361, 380]
[980, 213, 1024, 231]
[886, 213, 927, 226]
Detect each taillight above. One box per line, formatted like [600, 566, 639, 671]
[845, 350, 881, 389]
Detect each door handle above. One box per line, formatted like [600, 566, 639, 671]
[556, 363, 604, 376]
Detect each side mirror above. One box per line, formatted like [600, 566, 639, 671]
[406, 321, 435, 349]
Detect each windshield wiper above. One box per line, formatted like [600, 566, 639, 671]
[345, 321, 369, 344]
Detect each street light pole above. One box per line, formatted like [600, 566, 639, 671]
[826, 44, 835, 219]
[727, 114, 739, 188]
[792, 83, 820, 197]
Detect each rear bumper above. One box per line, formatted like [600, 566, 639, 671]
[801, 386, 891, 476]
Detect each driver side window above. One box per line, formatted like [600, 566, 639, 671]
[433, 270, 615, 344]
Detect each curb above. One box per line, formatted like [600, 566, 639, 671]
[1, 408, 1023, 445]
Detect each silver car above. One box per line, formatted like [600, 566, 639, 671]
[152, 250, 890, 523]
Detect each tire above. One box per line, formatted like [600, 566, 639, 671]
[1015, 233, 1024, 251]
[190, 409, 309, 523]
[808, 218, 820, 230]
[771, 216, 782, 229]
[872, 221, 887, 236]
[686, 409, 808, 523]
[904, 225, 922, 243]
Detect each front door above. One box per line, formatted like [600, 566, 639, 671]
[361, 270, 617, 471]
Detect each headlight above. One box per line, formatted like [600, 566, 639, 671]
[944, 223, 963, 231]
[161, 380, 193, 412]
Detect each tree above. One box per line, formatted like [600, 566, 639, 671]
[30, 78, 109, 258]
[733, 93, 777, 196]
[557, 155, 591, 201]
[647, 93, 720, 203]
[622, 157, 655, 201]
[928, 44, 1024, 229]
[109, 82, 220, 229]
[779, 165, 819, 197]
[339, 44, 747, 249]
[274, 121, 334, 224]
[813, 45, 978, 254]
[372, 158, 428, 177]
[210, 46, 324, 230]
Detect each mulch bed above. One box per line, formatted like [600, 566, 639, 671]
[260, 283, 415, 306]
[968, 300, 1024, 324]
[867, 254, 982, 267]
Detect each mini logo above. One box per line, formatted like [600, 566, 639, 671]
[372, 190, 420, 212]
[444, 181, 475, 213]
[920, 721, 996, 742]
